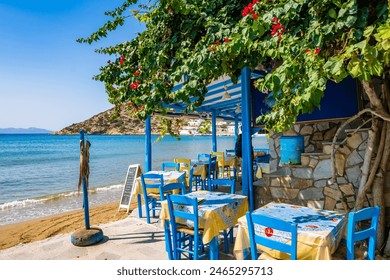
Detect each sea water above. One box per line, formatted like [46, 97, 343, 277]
[0, 134, 268, 225]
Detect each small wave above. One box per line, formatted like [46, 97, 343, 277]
[0, 183, 123, 211]
[94, 183, 123, 192]
[0, 198, 47, 210]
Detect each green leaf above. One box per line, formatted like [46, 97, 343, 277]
[382, 39, 390, 51]
[332, 0, 342, 8]
[363, 25, 375, 38]
[347, 57, 362, 77]
[328, 9, 337, 19]
[345, 16, 357, 28]
[376, 1, 388, 18]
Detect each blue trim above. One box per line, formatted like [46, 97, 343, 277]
[80, 130, 90, 229]
[241, 67, 254, 211]
[145, 116, 152, 172]
[212, 110, 217, 152]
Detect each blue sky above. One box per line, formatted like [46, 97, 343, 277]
[0, 0, 145, 131]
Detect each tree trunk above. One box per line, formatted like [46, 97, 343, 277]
[359, 80, 390, 251]
[354, 121, 377, 209]
[372, 122, 389, 249]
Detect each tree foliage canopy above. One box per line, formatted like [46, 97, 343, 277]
[79, 0, 389, 132]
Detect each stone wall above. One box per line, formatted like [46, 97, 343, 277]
[257, 121, 379, 212]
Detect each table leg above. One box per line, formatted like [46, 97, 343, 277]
[209, 236, 219, 260]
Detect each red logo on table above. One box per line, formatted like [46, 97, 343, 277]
[265, 227, 274, 237]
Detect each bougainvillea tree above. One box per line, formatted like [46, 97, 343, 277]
[80, 0, 390, 252]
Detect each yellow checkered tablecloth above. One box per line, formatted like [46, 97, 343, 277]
[160, 190, 248, 244]
[233, 202, 347, 260]
[133, 171, 186, 197]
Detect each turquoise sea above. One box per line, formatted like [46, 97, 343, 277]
[0, 134, 268, 226]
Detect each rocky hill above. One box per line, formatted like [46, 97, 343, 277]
[53, 107, 233, 135]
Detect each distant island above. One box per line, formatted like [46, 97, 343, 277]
[0, 127, 52, 134]
[53, 107, 234, 136]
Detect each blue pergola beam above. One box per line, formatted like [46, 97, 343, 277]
[145, 116, 152, 172]
[212, 110, 217, 152]
[241, 66, 254, 211]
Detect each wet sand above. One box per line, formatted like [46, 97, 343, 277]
[0, 201, 132, 250]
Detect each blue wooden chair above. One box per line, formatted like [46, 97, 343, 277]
[140, 173, 164, 224]
[197, 154, 217, 190]
[162, 162, 180, 171]
[210, 178, 235, 194]
[210, 178, 236, 253]
[167, 194, 209, 260]
[225, 149, 235, 157]
[188, 167, 197, 192]
[160, 182, 186, 259]
[246, 211, 298, 260]
[346, 206, 380, 260]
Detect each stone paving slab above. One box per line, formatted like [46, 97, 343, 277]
[0, 216, 168, 260]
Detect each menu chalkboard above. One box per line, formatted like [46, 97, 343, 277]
[118, 164, 140, 213]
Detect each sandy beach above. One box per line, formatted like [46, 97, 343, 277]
[0, 201, 130, 250]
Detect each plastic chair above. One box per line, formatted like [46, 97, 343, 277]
[140, 173, 164, 224]
[246, 211, 298, 260]
[167, 194, 209, 260]
[211, 151, 231, 179]
[346, 206, 380, 260]
[210, 178, 236, 253]
[162, 162, 180, 171]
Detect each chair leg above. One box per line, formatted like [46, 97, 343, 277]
[137, 194, 143, 218]
[145, 202, 151, 224]
[223, 230, 229, 253]
[164, 222, 173, 260]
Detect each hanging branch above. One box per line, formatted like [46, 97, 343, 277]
[331, 108, 390, 184]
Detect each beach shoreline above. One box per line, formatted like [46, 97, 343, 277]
[0, 201, 130, 251]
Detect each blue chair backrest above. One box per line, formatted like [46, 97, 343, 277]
[140, 173, 164, 192]
[162, 162, 180, 171]
[225, 149, 235, 156]
[246, 211, 298, 260]
[167, 194, 199, 224]
[160, 182, 186, 200]
[210, 178, 235, 194]
[167, 194, 203, 259]
[197, 153, 210, 162]
[197, 153, 216, 175]
[347, 206, 380, 260]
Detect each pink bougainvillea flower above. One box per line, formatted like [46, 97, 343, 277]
[252, 13, 259, 19]
[315, 47, 321, 55]
[134, 70, 140, 76]
[224, 38, 230, 43]
[215, 40, 220, 45]
[242, 7, 249, 17]
[270, 17, 285, 40]
[130, 81, 139, 89]
[168, 9, 173, 13]
[119, 55, 125, 66]
[252, 0, 259, 4]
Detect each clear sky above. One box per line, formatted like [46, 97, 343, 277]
[0, 0, 145, 131]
